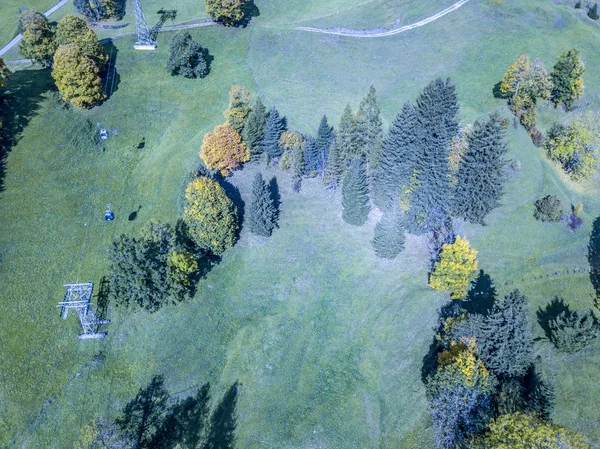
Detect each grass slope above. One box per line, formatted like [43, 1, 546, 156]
[1, 0, 600, 447]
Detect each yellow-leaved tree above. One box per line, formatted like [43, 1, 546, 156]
[429, 236, 478, 299]
[184, 177, 238, 255]
[200, 123, 249, 176]
[224, 85, 251, 131]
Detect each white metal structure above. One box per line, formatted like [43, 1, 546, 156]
[58, 282, 109, 340]
[133, 0, 157, 50]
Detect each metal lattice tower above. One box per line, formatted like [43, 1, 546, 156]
[132, 0, 157, 50]
[58, 282, 110, 340]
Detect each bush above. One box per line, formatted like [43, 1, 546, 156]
[184, 177, 238, 254]
[533, 195, 562, 222]
[549, 308, 597, 352]
[589, 3, 599, 19]
[167, 31, 210, 78]
[205, 0, 248, 25]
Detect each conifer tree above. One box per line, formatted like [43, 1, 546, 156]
[477, 289, 534, 378]
[372, 203, 405, 259]
[247, 173, 277, 236]
[303, 136, 319, 174]
[242, 97, 267, 158]
[342, 157, 370, 226]
[372, 102, 420, 210]
[336, 104, 354, 168]
[315, 115, 334, 177]
[324, 135, 343, 189]
[261, 107, 286, 160]
[349, 107, 368, 160]
[362, 86, 384, 172]
[454, 113, 509, 224]
[408, 78, 459, 233]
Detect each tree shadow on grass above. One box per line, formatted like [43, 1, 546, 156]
[239, 0, 260, 27]
[461, 270, 497, 316]
[536, 297, 571, 340]
[0, 68, 54, 191]
[588, 216, 600, 296]
[95, 275, 111, 320]
[217, 176, 245, 239]
[151, 9, 178, 39]
[269, 176, 280, 226]
[206, 382, 238, 449]
[116, 375, 170, 448]
[103, 40, 121, 100]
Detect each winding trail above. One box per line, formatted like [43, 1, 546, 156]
[296, 0, 471, 38]
[0, 0, 70, 57]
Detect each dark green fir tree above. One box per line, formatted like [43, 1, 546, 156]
[362, 86, 384, 173]
[315, 115, 334, 176]
[407, 78, 459, 233]
[349, 107, 368, 160]
[261, 107, 286, 160]
[303, 136, 319, 174]
[342, 157, 371, 226]
[247, 173, 277, 236]
[477, 289, 534, 378]
[373, 102, 420, 210]
[372, 203, 406, 259]
[454, 112, 509, 224]
[242, 97, 267, 158]
[336, 104, 354, 168]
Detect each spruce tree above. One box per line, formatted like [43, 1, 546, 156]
[349, 107, 368, 160]
[324, 135, 344, 189]
[303, 136, 319, 174]
[336, 104, 354, 167]
[315, 115, 334, 176]
[242, 97, 267, 158]
[372, 203, 405, 259]
[247, 173, 277, 236]
[551, 48, 585, 111]
[477, 289, 534, 378]
[372, 102, 420, 210]
[363, 86, 384, 173]
[454, 113, 509, 224]
[408, 78, 459, 233]
[342, 157, 370, 226]
[261, 107, 286, 160]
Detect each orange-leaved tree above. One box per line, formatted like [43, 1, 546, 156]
[200, 123, 249, 176]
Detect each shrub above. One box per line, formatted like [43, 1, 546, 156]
[533, 195, 562, 222]
[184, 177, 238, 254]
[549, 308, 597, 352]
[429, 236, 478, 299]
[167, 31, 210, 78]
[200, 123, 249, 176]
[589, 4, 599, 20]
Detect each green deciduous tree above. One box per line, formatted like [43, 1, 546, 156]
[52, 43, 106, 108]
[533, 195, 563, 222]
[167, 31, 210, 78]
[184, 177, 238, 254]
[342, 157, 370, 226]
[242, 96, 267, 157]
[205, 0, 248, 25]
[429, 236, 478, 299]
[544, 114, 599, 180]
[247, 173, 277, 236]
[261, 106, 286, 160]
[108, 222, 200, 312]
[56, 14, 108, 71]
[19, 10, 57, 67]
[453, 113, 509, 224]
[551, 48, 585, 111]
[74, 0, 125, 20]
[480, 413, 590, 449]
[200, 123, 249, 176]
[372, 203, 405, 259]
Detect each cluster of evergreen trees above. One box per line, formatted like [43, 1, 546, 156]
[232, 80, 509, 260]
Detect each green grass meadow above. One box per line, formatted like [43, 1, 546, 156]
[1, 0, 600, 447]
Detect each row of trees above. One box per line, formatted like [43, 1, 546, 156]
[20, 12, 108, 107]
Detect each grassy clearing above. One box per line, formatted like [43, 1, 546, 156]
[1, 0, 600, 447]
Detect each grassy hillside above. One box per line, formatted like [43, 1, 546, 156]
[1, 0, 600, 447]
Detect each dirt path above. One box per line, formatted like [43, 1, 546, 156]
[0, 0, 70, 57]
[296, 0, 471, 38]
